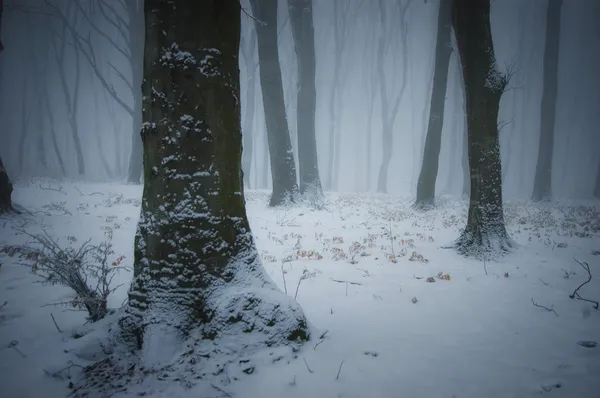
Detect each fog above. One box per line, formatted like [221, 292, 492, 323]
[1, 0, 599, 199]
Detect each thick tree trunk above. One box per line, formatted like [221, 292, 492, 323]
[288, 0, 323, 202]
[414, 0, 452, 209]
[451, 0, 512, 256]
[125, 4, 145, 184]
[250, 0, 299, 206]
[124, 0, 308, 366]
[0, 156, 13, 213]
[532, 0, 562, 202]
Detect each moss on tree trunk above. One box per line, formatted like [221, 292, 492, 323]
[450, 0, 512, 257]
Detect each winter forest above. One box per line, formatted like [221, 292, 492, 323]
[0, 0, 599, 397]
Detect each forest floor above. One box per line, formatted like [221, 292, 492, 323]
[0, 179, 599, 398]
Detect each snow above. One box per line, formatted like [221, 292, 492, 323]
[1, 179, 599, 397]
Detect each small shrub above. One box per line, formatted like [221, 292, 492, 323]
[1, 231, 128, 322]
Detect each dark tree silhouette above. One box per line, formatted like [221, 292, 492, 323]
[532, 0, 563, 202]
[415, 0, 452, 209]
[450, 0, 512, 256]
[0, 0, 13, 213]
[250, 0, 299, 206]
[594, 159, 600, 199]
[288, 0, 323, 202]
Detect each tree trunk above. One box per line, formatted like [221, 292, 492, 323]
[250, 0, 299, 206]
[0, 156, 13, 213]
[124, 0, 308, 368]
[594, 158, 600, 199]
[451, 0, 512, 256]
[532, 0, 562, 202]
[414, 0, 452, 209]
[288, 0, 323, 202]
[241, 28, 257, 189]
[125, 3, 145, 184]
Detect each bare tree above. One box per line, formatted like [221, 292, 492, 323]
[0, 0, 12, 213]
[532, 0, 562, 202]
[376, 0, 411, 194]
[450, 0, 512, 256]
[414, 0, 453, 209]
[288, 0, 323, 201]
[240, 22, 257, 188]
[594, 159, 600, 199]
[250, 0, 299, 206]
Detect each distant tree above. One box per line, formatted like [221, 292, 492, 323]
[450, 0, 512, 256]
[414, 0, 452, 209]
[0, 0, 13, 213]
[532, 0, 562, 202]
[120, 0, 308, 370]
[250, 0, 299, 206]
[240, 23, 257, 188]
[594, 159, 600, 199]
[288, 0, 323, 201]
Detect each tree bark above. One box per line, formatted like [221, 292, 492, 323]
[288, 0, 323, 202]
[0, 156, 12, 213]
[451, 0, 512, 256]
[250, 0, 299, 206]
[124, 0, 308, 364]
[414, 0, 452, 209]
[532, 0, 562, 202]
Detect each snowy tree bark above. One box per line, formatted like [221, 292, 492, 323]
[414, 0, 452, 209]
[288, 0, 323, 201]
[451, 0, 512, 256]
[121, 0, 309, 370]
[250, 0, 299, 206]
[532, 0, 562, 202]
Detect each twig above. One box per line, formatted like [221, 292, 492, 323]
[335, 360, 345, 380]
[211, 383, 233, 398]
[38, 184, 67, 195]
[570, 259, 599, 309]
[538, 278, 550, 287]
[531, 298, 559, 317]
[50, 313, 63, 333]
[281, 260, 288, 295]
[389, 219, 395, 257]
[303, 357, 314, 373]
[483, 257, 488, 275]
[330, 278, 362, 286]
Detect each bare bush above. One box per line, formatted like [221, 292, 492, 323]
[1, 231, 128, 322]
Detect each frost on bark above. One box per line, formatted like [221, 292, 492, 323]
[532, 0, 562, 202]
[414, 0, 452, 209]
[250, 0, 300, 206]
[288, 0, 323, 203]
[0, 156, 13, 213]
[77, 0, 312, 390]
[450, 0, 512, 257]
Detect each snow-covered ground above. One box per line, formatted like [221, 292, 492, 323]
[1, 179, 599, 398]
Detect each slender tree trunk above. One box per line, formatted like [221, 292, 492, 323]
[241, 28, 257, 189]
[532, 0, 562, 202]
[0, 156, 12, 213]
[451, 0, 512, 256]
[122, 0, 308, 369]
[415, 0, 452, 209]
[594, 158, 600, 199]
[250, 0, 299, 206]
[125, 4, 145, 184]
[288, 0, 323, 202]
